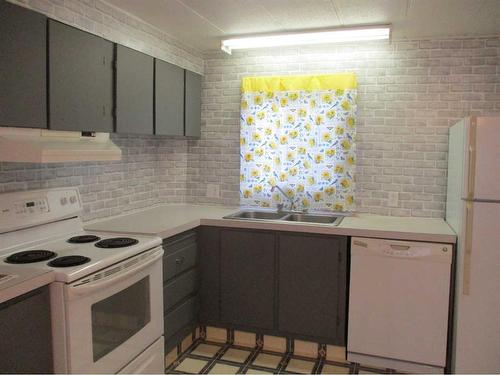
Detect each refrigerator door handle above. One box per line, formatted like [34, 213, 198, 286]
[463, 201, 474, 295]
[462, 198, 500, 204]
[466, 117, 477, 201]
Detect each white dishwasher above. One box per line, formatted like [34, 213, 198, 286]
[347, 237, 452, 373]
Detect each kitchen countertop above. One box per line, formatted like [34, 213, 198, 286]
[1, 204, 455, 303]
[0, 265, 54, 304]
[85, 204, 457, 244]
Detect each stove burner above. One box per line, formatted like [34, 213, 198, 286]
[5, 250, 57, 264]
[48, 256, 91, 268]
[95, 237, 139, 249]
[68, 235, 101, 244]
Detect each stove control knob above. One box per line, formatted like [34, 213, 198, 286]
[60, 197, 68, 206]
[70, 196, 77, 204]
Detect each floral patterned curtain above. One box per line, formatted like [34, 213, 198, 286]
[240, 73, 357, 212]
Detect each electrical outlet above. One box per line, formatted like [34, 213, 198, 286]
[388, 191, 399, 207]
[206, 184, 220, 198]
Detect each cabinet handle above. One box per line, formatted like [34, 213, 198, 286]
[390, 244, 410, 251]
[175, 256, 185, 265]
[353, 240, 367, 248]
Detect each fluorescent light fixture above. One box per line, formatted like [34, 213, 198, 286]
[221, 25, 391, 54]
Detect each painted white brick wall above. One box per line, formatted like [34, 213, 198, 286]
[0, 135, 191, 221]
[189, 37, 500, 218]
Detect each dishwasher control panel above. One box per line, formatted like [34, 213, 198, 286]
[352, 238, 451, 262]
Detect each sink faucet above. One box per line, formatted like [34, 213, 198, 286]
[271, 185, 295, 211]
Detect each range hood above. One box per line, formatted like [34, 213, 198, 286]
[0, 127, 122, 163]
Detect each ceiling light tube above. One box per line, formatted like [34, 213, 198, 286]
[221, 25, 391, 54]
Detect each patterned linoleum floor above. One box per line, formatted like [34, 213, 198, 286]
[166, 339, 395, 374]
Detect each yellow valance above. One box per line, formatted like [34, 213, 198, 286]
[241, 73, 357, 93]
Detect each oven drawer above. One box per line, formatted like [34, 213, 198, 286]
[163, 268, 198, 312]
[163, 242, 198, 281]
[164, 295, 198, 341]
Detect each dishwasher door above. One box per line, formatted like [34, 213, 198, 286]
[347, 237, 452, 372]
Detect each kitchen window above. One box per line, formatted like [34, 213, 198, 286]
[239, 74, 358, 212]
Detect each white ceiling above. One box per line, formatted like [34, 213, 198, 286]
[106, 0, 500, 51]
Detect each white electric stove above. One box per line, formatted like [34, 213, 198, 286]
[0, 188, 165, 374]
[0, 224, 162, 283]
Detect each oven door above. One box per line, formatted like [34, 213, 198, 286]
[62, 247, 164, 374]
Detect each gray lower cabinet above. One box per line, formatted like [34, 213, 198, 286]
[0, 286, 53, 373]
[162, 230, 199, 353]
[197, 226, 348, 345]
[184, 70, 202, 137]
[198, 226, 221, 324]
[115, 45, 154, 134]
[155, 59, 184, 136]
[49, 20, 113, 132]
[220, 229, 275, 331]
[278, 233, 348, 345]
[0, 1, 47, 129]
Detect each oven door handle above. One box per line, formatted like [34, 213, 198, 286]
[68, 248, 163, 297]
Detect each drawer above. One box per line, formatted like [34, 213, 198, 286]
[162, 231, 197, 256]
[164, 268, 198, 312]
[164, 296, 198, 341]
[163, 243, 197, 281]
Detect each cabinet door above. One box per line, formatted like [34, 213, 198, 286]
[0, 1, 46, 128]
[0, 286, 53, 373]
[49, 20, 113, 132]
[278, 233, 347, 345]
[198, 226, 220, 324]
[116, 45, 154, 134]
[155, 59, 184, 136]
[220, 229, 275, 330]
[184, 70, 201, 137]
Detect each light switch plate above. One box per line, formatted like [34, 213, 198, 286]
[206, 184, 220, 198]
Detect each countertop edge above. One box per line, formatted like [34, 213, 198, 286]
[201, 218, 457, 244]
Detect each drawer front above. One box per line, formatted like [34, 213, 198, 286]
[162, 231, 197, 256]
[164, 296, 198, 341]
[163, 243, 197, 281]
[164, 268, 198, 312]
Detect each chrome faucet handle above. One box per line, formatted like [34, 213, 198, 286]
[276, 203, 284, 212]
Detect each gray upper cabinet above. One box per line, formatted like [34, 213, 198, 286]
[220, 229, 275, 331]
[184, 70, 202, 137]
[278, 233, 348, 345]
[155, 59, 184, 136]
[0, 1, 47, 129]
[116, 45, 154, 134]
[49, 20, 113, 132]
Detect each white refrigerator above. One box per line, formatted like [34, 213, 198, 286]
[446, 116, 500, 373]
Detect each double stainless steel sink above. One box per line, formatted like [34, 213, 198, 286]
[223, 210, 344, 225]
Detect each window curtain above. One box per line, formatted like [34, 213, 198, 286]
[240, 73, 357, 212]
